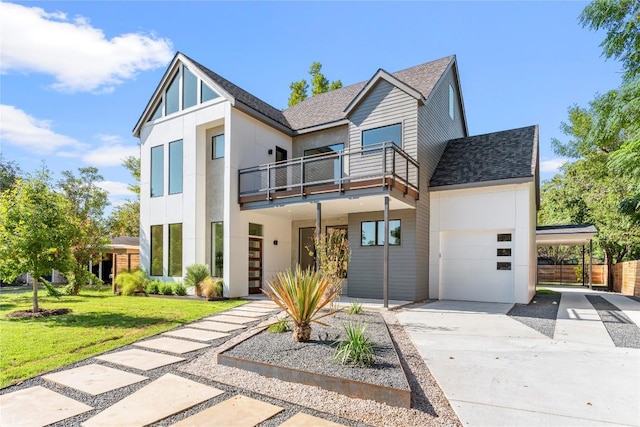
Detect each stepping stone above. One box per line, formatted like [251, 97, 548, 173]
[82, 373, 223, 427]
[172, 394, 284, 426]
[279, 412, 346, 427]
[0, 386, 92, 427]
[134, 337, 210, 354]
[96, 349, 184, 371]
[246, 301, 279, 307]
[206, 314, 259, 324]
[163, 328, 230, 341]
[190, 320, 246, 332]
[224, 309, 267, 318]
[232, 306, 277, 314]
[43, 364, 147, 395]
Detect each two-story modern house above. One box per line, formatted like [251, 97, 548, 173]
[133, 52, 539, 304]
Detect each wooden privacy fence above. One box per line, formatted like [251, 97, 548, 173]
[613, 260, 640, 297]
[537, 265, 606, 284]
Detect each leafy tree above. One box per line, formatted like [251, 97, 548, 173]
[58, 167, 110, 295]
[287, 62, 342, 107]
[107, 153, 140, 236]
[0, 169, 75, 312]
[0, 155, 22, 192]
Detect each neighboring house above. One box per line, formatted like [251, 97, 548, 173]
[133, 52, 539, 304]
[92, 236, 141, 285]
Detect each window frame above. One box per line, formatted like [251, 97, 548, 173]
[448, 84, 455, 120]
[168, 223, 183, 277]
[150, 225, 163, 276]
[212, 134, 225, 159]
[361, 123, 403, 153]
[211, 222, 224, 277]
[168, 140, 183, 195]
[361, 219, 401, 246]
[150, 145, 164, 198]
[182, 66, 197, 110]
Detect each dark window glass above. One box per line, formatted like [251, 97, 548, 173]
[497, 262, 512, 271]
[150, 225, 163, 276]
[212, 134, 224, 159]
[362, 123, 402, 150]
[249, 223, 263, 237]
[183, 67, 197, 109]
[166, 73, 179, 115]
[169, 140, 183, 195]
[201, 81, 219, 103]
[168, 223, 182, 277]
[497, 248, 512, 256]
[497, 233, 512, 242]
[211, 222, 224, 277]
[151, 145, 164, 197]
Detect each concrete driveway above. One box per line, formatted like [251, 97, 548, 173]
[396, 291, 640, 426]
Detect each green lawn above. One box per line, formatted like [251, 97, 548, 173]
[0, 289, 245, 388]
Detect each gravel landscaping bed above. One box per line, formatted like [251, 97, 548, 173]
[585, 295, 640, 349]
[507, 293, 560, 337]
[181, 309, 461, 427]
[223, 311, 408, 390]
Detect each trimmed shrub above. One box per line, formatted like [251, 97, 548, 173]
[184, 264, 210, 297]
[145, 280, 160, 295]
[159, 283, 174, 295]
[116, 270, 148, 296]
[174, 282, 187, 296]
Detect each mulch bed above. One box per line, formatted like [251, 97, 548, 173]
[6, 308, 72, 318]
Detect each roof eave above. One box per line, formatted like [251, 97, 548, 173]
[234, 101, 293, 136]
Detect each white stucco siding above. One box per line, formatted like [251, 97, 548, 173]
[224, 109, 292, 297]
[429, 183, 535, 304]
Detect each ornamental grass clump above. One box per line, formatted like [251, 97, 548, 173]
[334, 322, 374, 366]
[347, 300, 363, 315]
[263, 265, 340, 342]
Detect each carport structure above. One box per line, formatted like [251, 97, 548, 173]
[536, 224, 597, 289]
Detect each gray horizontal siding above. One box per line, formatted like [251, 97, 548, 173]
[347, 209, 417, 301]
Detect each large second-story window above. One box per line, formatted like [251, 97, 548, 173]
[151, 145, 164, 197]
[169, 140, 183, 194]
[202, 81, 219, 103]
[166, 73, 180, 115]
[212, 134, 224, 159]
[183, 67, 197, 109]
[362, 123, 402, 150]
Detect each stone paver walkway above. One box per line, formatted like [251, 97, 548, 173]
[0, 300, 350, 427]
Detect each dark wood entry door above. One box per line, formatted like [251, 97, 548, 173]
[248, 237, 263, 294]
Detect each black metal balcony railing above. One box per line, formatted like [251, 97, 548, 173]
[238, 142, 419, 205]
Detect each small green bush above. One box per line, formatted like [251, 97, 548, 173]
[174, 282, 187, 296]
[201, 277, 223, 299]
[334, 322, 374, 366]
[185, 264, 210, 296]
[145, 280, 160, 294]
[115, 270, 148, 296]
[347, 300, 363, 315]
[159, 283, 174, 295]
[268, 318, 291, 333]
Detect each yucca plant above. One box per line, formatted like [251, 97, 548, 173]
[334, 322, 374, 366]
[263, 265, 341, 342]
[184, 264, 210, 297]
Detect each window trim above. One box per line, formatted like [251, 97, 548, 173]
[361, 219, 401, 246]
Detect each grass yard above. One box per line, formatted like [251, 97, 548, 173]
[0, 289, 245, 388]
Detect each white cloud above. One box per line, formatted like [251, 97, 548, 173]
[82, 143, 139, 167]
[540, 157, 569, 173]
[96, 134, 124, 144]
[0, 2, 173, 93]
[0, 104, 86, 153]
[97, 180, 134, 197]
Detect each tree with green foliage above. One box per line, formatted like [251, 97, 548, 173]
[0, 169, 75, 312]
[0, 155, 22, 192]
[288, 62, 342, 107]
[107, 153, 140, 236]
[58, 167, 110, 295]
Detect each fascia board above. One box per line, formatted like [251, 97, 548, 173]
[429, 176, 534, 192]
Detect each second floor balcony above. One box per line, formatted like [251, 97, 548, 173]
[238, 142, 419, 209]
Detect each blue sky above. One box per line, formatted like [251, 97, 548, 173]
[0, 1, 623, 212]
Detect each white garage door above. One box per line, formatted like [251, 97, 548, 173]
[440, 231, 514, 303]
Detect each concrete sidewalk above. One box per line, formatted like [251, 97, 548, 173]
[397, 295, 640, 427]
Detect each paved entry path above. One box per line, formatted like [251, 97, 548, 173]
[397, 290, 640, 427]
[0, 300, 349, 427]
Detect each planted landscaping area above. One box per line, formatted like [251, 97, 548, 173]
[0, 288, 244, 388]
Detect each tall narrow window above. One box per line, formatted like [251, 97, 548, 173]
[151, 145, 164, 197]
[169, 140, 183, 194]
[166, 72, 180, 115]
[168, 223, 183, 277]
[212, 134, 224, 159]
[150, 225, 163, 276]
[211, 222, 224, 277]
[183, 67, 197, 109]
[150, 99, 163, 121]
[448, 84, 455, 120]
[201, 81, 219, 103]
[362, 123, 402, 151]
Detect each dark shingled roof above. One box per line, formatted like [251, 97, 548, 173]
[110, 236, 139, 247]
[283, 56, 454, 131]
[430, 125, 538, 188]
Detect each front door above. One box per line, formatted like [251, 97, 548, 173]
[299, 227, 316, 271]
[248, 237, 263, 294]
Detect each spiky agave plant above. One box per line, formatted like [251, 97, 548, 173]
[263, 265, 341, 342]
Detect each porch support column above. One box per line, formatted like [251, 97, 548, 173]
[581, 245, 586, 286]
[316, 202, 321, 271]
[383, 196, 389, 309]
[589, 239, 593, 290]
